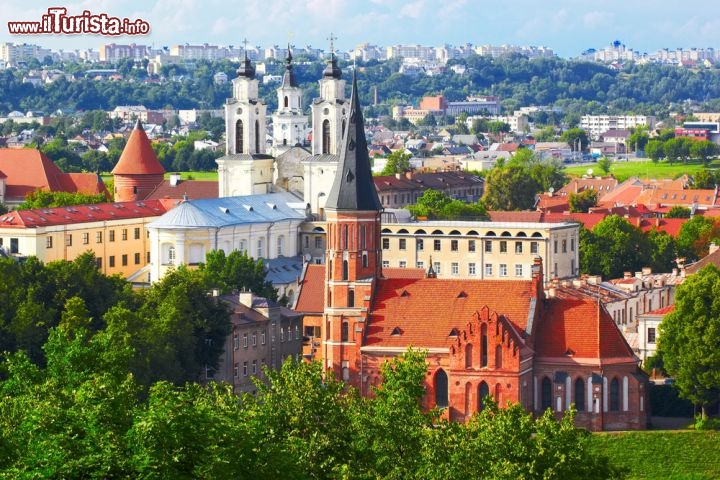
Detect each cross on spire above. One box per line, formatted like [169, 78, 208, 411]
[242, 38, 249, 59]
[328, 32, 337, 57]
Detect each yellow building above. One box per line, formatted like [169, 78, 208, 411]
[0, 200, 173, 281]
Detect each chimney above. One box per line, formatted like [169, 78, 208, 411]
[623, 271, 632, 279]
[405, 170, 414, 180]
[531, 257, 544, 300]
[672, 268, 678, 276]
[239, 290, 254, 308]
[169, 173, 181, 187]
[642, 267, 652, 276]
[395, 172, 401, 179]
[710, 242, 719, 255]
[635, 271, 643, 279]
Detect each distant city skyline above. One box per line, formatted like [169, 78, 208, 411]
[2, 0, 719, 58]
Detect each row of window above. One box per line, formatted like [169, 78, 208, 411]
[47, 228, 143, 248]
[233, 325, 301, 350]
[108, 253, 145, 268]
[383, 238, 543, 255]
[234, 359, 261, 378]
[381, 260, 526, 277]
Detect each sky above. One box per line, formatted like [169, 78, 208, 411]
[2, 0, 719, 58]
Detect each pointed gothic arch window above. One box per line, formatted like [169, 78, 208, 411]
[480, 323, 488, 367]
[342, 260, 349, 281]
[435, 369, 449, 408]
[235, 119, 244, 153]
[465, 344, 473, 369]
[575, 377, 585, 411]
[322, 119, 331, 154]
[478, 381, 489, 411]
[255, 120, 260, 153]
[541, 376, 552, 411]
[348, 289, 355, 307]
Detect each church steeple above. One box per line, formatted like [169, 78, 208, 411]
[282, 43, 297, 87]
[325, 72, 381, 212]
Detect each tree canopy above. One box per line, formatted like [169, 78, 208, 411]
[408, 189, 488, 220]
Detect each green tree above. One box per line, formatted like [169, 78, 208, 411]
[380, 150, 413, 176]
[658, 265, 720, 421]
[561, 127, 589, 152]
[690, 139, 719, 166]
[597, 156, 612, 174]
[568, 189, 598, 213]
[645, 139, 664, 163]
[580, 215, 649, 278]
[646, 230, 677, 273]
[665, 206, 691, 218]
[18, 189, 108, 209]
[483, 163, 540, 210]
[676, 215, 720, 261]
[628, 128, 649, 153]
[200, 249, 277, 300]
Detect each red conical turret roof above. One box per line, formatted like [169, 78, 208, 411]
[111, 119, 165, 175]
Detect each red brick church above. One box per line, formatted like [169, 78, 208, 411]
[295, 74, 648, 431]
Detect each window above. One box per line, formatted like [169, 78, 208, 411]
[82, 233, 89, 245]
[531, 241, 538, 254]
[468, 263, 476, 276]
[134, 228, 140, 240]
[243, 333, 248, 348]
[571, 238, 575, 252]
[541, 377, 552, 411]
[348, 290, 355, 307]
[515, 242, 522, 254]
[435, 369, 449, 408]
[315, 236, 323, 249]
[135, 253, 141, 264]
[261, 332, 266, 345]
[647, 327, 656, 344]
[66, 234, 72, 247]
[147, 252, 151, 263]
[451, 262, 459, 276]
[610, 378, 620, 411]
[433, 262, 441, 275]
[575, 378, 585, 412]
[234, 363, 239, 378]
[562, 239, 567, 253]
[122, 229, 127, 241]
[484, 240, 492, 253]
[252, 360, 257, 375]
[252, 332, 257, 346]
[122, 254, 128, 266]
[277, 236, 285, 256]
[46, 236, 52, 248]
[451, 239, 458, 251]
[485, 263, 493, 276]
[434, 239, 441, 251]
[280, 328, 284, 342]
[382, 260, 390, 268]
[109, 256, 115, 268]
[416, 261, 424, 269]
[257, 238, 264, 257]
[341, 322, 349, 342]
[10, 238, 18, 254]
[468, 240, 476, 252]
[362, 253, 368, 268]
[480, 323, 488, 367]
[500, 241, 507, 253]
[499, 264, 507, 277]
[382, 238, 389, 249]
[96, 257, 102, 269]
[243, 362, 248, 376]
[417, 239, 424, 251]
[233, 334, 239, 350]
[399, 238, 406, 250]
[478, 381, 490, 411]
[109, 230, 115, 242]
[399, 260, 407, 268]
[515, 264, 523, 277]
[554, 240, 558, 254]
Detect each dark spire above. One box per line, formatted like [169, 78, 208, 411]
[325, 72, 381, 212]
[323, 33, 342, 79]
[282, 43, 297, 87]
[237, 39, 255, 78]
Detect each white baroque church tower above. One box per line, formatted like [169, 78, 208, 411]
[217, 52, 274, 197]
[271, 45, 308, 155]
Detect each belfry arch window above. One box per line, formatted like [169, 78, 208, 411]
[478, 381, 489, 411]
[255, 120, 260, 153]
[435, 369, 449, 408]
[235, 120, 244, 153]
[284, 96, 289, 108]
[322, 120, 331, 154]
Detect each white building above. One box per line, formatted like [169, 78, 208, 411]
[580, 115, 656, 139]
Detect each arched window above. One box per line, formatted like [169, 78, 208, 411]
[255, 120, 260, 153]
[480, 324, 488, 367]
[343, 224, 348, 249]
[478, 381, 489, 411]
[610, 377, 620, 411]
[322, 119, 331, 154]
[362, 253, 368, 268]
[495, 344, 502, 369]
[465, 344, 473, 368]
[257, 238, 264, 258]
[341, 322, 349, 342]
[541, 377, 552, 411]
[342, 260, 349, 281]
[284, 96, 289, 108]
[167, 245, 176, 265]
[575, 378, 585, 411]
[277, 236, 285, 256]
[435, 369, 449, 408]
[348, 289, 355, 307]
[235, 119, 244, 153]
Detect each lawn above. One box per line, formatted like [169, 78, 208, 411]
[101, 171, 218, 184]
[589, 430, 720, 479]
[564, 159, 720, 183]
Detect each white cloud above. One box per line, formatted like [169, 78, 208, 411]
[583, 10, 613, 29]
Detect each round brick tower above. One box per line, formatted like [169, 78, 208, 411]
[111, 118, 165, 202]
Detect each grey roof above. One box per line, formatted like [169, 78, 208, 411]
[148, 192, 306, 229]
[264, 255, 304, 285]
[325, 73, 382, 212]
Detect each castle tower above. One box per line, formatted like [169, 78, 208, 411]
[310, 37, 347, 156]
[217, 48, 274, 197]
[272, 44, 308, 154]
[111, 118, 165, 202]
[323, 72, 382, 384]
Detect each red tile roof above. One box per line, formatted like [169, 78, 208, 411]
[488, 211, 543, 223]
[643, 305, 675, 316]
[685, 248, 720, 275]
[294, 264, 325, 313]
[365, 278, 535, 348]
[144, 179, 218, 200]
[0, 148, 107, 200]
[634, 217, 687, 237]
[381, 267, 426, 279]
[0, 199, 172, 228]
[111, 120, 165, 175]
[534, 298, 636, 361]
[542, 212, 607, 230]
